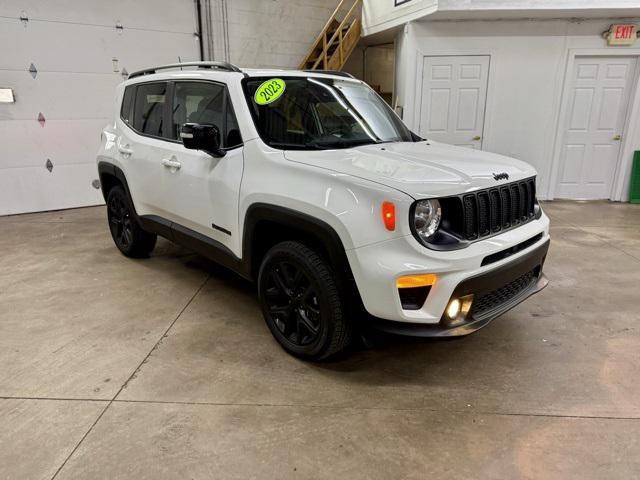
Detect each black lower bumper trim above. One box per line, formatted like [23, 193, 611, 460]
[371, 239, 550, 338]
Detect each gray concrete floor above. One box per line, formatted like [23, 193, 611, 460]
[1, 201, 640, 479]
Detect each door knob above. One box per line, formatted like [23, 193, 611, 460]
[472, 135, 481, 141]
[613, 134, 621, 141]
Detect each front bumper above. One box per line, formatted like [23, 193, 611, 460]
[371, 239, 549, 337]
[346, 213, 550, 328]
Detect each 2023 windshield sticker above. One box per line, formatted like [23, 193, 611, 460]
[254, 78, 286, 105]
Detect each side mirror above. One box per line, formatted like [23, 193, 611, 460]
[180, 123, 226, 157]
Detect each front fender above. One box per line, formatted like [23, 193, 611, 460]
[239, 140, 414, 252]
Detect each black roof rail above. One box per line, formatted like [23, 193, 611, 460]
[302, 69, 355, 79]
[128, 61, 243, 79]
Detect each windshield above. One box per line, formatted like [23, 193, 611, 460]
[243, 76, 414, 150]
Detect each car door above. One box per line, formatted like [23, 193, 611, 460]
[159, 80, 244, 256]
[118, 81, 172, 218]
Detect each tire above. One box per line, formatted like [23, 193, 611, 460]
[257, 241, 351, 360]
[106, 186, 157, 258]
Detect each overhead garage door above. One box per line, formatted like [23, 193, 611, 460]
[0, 0, 199, 216]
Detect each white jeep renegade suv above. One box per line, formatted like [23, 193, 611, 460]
[97, 62, 550, 360]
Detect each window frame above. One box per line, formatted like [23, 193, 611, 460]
[168, 79, 243, 150]
[119, 79, 243, 150]
[120, 85, 135, 126]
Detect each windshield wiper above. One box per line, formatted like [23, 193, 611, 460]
[268, 142, 324, 150]
[307, 138, 381, 149]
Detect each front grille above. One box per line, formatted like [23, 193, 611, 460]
[471, 267, 539, 319]
[442, 178, 537, 241]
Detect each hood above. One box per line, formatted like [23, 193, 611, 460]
[284, 141, 537, 199]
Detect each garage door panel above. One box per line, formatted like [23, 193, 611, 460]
[0, 72, 119, 121]
[0, 163, 103, 216]
[0, 18, 197, 73]
[0, 119, 106, 169]
[0, 0, 199, 215]
[0, 0, 196, 33]
[109, 31, 200, 72]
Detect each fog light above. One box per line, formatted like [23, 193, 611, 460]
[446, 299, 461, 319]
[444, 294, 474, 326]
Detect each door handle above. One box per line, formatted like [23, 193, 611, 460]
[118, 144, 133, 155]
[162, 158, 181, 170]
[613, 134, 622, 141]
[472, 135, 481, 141]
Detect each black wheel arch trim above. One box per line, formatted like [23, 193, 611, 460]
[98, 161, 150, 233]
[98, 162, 134, 205]
[242, 203, 354, 282]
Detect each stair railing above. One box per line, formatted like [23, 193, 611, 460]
[299, 0, 362, 71]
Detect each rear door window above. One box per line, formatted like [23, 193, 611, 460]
[132, 82, 168, 138]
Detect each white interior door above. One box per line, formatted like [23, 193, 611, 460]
[418, 55, 490, 149]
[556, 56, 636, 200]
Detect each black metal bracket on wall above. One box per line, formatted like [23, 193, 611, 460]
[195, 0, 205, 61]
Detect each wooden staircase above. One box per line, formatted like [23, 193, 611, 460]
[299, 0, 362, 71]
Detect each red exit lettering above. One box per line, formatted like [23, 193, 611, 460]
[615, 25, 633, 39]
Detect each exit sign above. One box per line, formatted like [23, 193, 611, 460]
[606, 24, 637, 46]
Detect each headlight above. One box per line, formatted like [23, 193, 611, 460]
[413, 199, 441, 242]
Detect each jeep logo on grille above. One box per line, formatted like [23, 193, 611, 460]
[493, 172, 509, 181]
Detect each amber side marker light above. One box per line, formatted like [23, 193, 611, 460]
[382, 201, 396, 231]
[396, 273, 437, 289]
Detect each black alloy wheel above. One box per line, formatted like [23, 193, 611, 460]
[258, 241, 351, 360]
[108, 192, 134, 251]
[106, 186, 157, 257]
[263, 260, 322, 346]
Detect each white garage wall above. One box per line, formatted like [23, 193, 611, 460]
[362, 0, 437, 36]
[0, 0, 200, 216]
[395, 18, 640, 200]
[207, 0, 346, 68]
